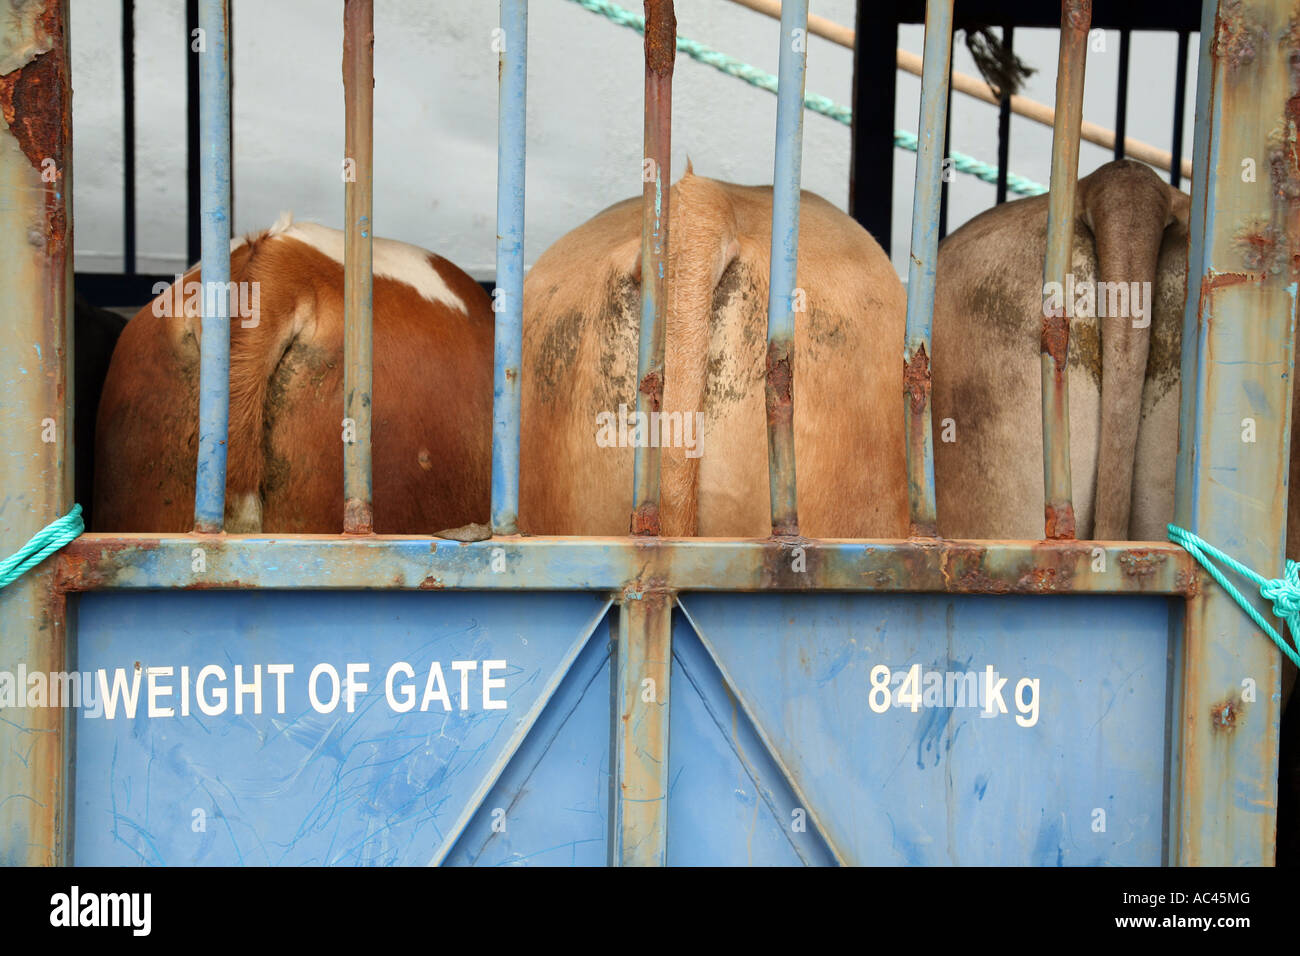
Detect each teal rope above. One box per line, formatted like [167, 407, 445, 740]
[0, 505, 84, 590]
[1167, 523, 1300, 670]
[564, 0, 1049, 197]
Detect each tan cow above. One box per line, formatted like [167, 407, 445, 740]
[520, 168, 907, 538]
[931, 156, 1299, 718]
[94, 214, 493, 534]
[932, 159, 1191, 541]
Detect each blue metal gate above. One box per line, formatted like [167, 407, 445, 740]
[0, 0, 1292, 866]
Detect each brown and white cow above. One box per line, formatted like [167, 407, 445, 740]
[520, 168, 907, 538]
[932, 159, 1192, 541]
[93, 214, 493, 534]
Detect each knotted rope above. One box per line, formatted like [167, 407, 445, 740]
[1167, 523, 1300, 669]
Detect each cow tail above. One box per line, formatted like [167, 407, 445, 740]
[656, 172, 740, 536]
[222, 230, 300, 532]
[1084, 161, 1177, 539]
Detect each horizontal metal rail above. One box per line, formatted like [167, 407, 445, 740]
[56, 536, 1196, 595]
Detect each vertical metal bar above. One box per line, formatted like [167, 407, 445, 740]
[192, 0, 231, 533]
[122, 0, 136, 274]
[849, 2, 896, 253]
[1114, 29, 1130, 162]
[901, 0, 953, 538]
[342, 0, 374, 534]
[1173, 0, 1293, 866]
[765, 0, 809, 537]
[630, 0, 675, 536]
[610, 592, 672, 866]
[227, 3, 232, 235]
[0, 0, 74, 865]
[1038, 0, 1090, 540]
[1169, 30, 1190, 190]
[227, 1, 233, 238]
[492, 0, 528, 536]
[938, 69, 952, 240]
[996, 25, 1013, 205]
[186, 0, 200, 265]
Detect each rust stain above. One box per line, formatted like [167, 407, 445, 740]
[1210, 695, 1243, 732]
[1233, 220, 1287, 274]
[343, 498, 373, 536]
[0, 0, 68, 245]
[631, 501, 661, 536]
[956, 567, 1012, 594]
[638, 369, 663, 413]
[1015, 566, 1070, 592]
[643, 0, 677, 77]
[418, 575, 444, 589]
[1280, 12, 1300, 280]
[903, 344, 931, 414]
[1041, 312, 1069, 372]
[619, 579, 669, 606]
[1119, 549, 1165, 579]
[761, 534, 816, 589]
[1201, 271, 1256, 298]
[765, 343, 794, 426]
[1062, 0, 1092, 34]
[54, 539, 162, 592]
[1044, 502, 1077, 540]
[1175, 567, 1201, 597]
[908, 519, 937, 539]
[1213, 0, 1267, 71]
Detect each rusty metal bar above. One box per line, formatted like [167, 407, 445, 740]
[611, 591, 672, 865]
[901, 0, 953, 537]
[56, 535, 1196, 596]
[0, 0, 74, 866]
[630, 0, 675, 537]
[764, 0, 809, 537]
[1038, 0, 1090, 540]
[492, 0, 528, 536]
[192, 0, 231, 533]
[342, 0, 374, 535]
[1172, 0, 1294, 866]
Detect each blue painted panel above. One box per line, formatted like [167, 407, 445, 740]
[445, 621, 611, 866]
[677, 593, 1174, 866]
[71, 591, 609, 866]
[668, 616, 836, 866]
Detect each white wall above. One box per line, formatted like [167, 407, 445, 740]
[70, 0, 1197, 282]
